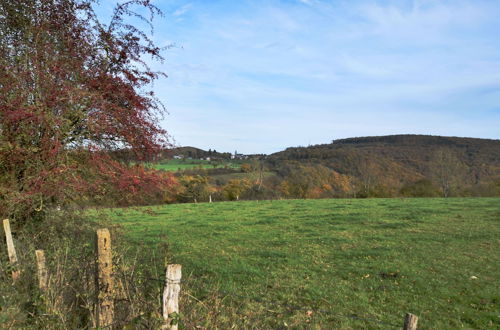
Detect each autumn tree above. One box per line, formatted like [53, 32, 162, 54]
[356, 157, 381, 197]
[177, 175, 210, 203]
[399, 179, 440, 197]
[223, 178, 251, 201]
[279, 164, 352, 199]
[240, 163, 253, 173]
[0, 0, 174, 222]
[430, 149, 466, 197]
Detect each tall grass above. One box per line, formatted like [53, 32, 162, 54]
[0, 210, 168, 328]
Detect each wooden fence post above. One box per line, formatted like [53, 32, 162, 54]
[3, 219, 20, 281]
[96, 228, 114, 328]
[403, 313, 418, 330]
[162, 264, 182, 330]
[35, 250, 48, 291]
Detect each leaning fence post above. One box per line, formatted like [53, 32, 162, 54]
[162, 264, 182, 330]
[96, 228, 114, 328]
[3, 219, 20, 281]
[403, 313, 418, 330]
[35, 250, 48, 291]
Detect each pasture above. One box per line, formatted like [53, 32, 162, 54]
[109, 198, 500, 328]
[151, 159, 240, 172]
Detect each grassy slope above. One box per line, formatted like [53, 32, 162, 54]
[110, 198, 499, 329]
[150, 159, 240, 171]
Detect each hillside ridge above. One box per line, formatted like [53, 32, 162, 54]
[266, 134, 500, 196]
[278, 134, 500, 151]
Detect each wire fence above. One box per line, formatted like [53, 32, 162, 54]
[2, 221, 417, 329]
[123, 271, 402, 328]
[218, 290, 402, 328]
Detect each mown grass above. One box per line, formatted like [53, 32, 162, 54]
[108, 198, 500, 329]
[150, 159, 240, 172]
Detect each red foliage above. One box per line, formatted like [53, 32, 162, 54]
[0, 0, 175, 221]
[86, 151, 178, 206]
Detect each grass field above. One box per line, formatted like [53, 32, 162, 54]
[108, 198, 500, 329]
[150, 159, 240, 171]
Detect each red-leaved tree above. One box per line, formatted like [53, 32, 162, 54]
[0, 0, 176, 222]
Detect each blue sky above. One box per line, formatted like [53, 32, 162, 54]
[98, 0, 500, 154]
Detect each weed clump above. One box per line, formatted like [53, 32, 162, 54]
[0, 209, 166, 328]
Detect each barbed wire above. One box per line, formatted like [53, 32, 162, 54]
[110, 271, 402, 327]
[219, 290, 401, 328]
[2, 247, 405, 329]
[2, 261, 404, 329]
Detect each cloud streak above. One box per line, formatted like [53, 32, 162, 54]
[172, 3, 193, 17]
[100, 0, 500, 153]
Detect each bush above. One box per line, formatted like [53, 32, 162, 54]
[0, 210, 168, 328]
[400, 179, 440, 197]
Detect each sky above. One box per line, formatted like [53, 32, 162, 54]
[97, 0, 500, 154]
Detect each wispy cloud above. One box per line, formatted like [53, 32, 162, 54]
[103, 0, 500, 153]
[172, 3, 193, 17]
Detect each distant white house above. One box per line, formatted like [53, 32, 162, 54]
[173, 155, 184, 159]
[231, 150, 245, 160]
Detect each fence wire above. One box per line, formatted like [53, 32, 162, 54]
[124, 272, 402, 328]
[219, 290, 401, 328]
[2, 238, 404, 329]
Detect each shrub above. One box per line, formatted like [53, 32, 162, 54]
[400, 179, 441, 197]
[0, 210, 168, 328]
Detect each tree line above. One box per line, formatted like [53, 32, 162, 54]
[163, 143, 500, 203]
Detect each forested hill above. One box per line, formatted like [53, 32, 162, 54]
[267, 135, 500, 196]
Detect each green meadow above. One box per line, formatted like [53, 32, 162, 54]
[108, 198, 500, 329]
[150, 159, 240, 172]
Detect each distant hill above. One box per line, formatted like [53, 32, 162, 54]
[166, 147, 263, 161]
[167, 146, 232, 160]
[268, 135, 500, 195]
[133, 134, 500, 199]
